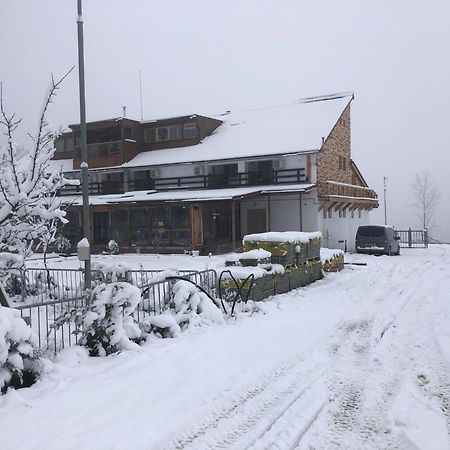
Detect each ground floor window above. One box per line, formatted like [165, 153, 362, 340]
[83, 204, 192, 247]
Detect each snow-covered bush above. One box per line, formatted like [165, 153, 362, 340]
[54, 282, 142, 357]
[107, 240, 119, 255]
[55, 235, 72, 254]
[0, 306, 43, 393]
[0, 252, 24, 298]
[140, 280, 225, 340]
[172, 280, 225, 328]
[91, 260, 131, 284]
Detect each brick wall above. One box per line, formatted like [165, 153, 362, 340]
[316, 103, 352, 185]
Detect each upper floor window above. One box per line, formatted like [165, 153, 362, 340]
[183, 123, 197, 139]
[124, 127, 132, 140]
[144, 123, 194, 143]
[157, 125, 181, 142]
[55, 136, 73, 153]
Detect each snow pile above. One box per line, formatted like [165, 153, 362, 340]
[239, 249, 272, 259]
[320, 248, 344, 263]
[219, 264, 284, 281]
[0, 306, 43, 393]
[55, 282, 142, 357]
[243, 231, 321, 244]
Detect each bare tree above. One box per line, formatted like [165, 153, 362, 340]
[413, 171, 440, 234]
[0, 68, 75, 263]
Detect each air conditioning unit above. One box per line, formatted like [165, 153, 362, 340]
[273, 159, 284, 169]
[149, 168, 160, 179]
[194, 165, 206, 176]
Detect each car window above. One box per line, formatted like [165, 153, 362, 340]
[357, 226, 385, 237]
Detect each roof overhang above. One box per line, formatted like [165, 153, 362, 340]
[62, 184, 316, 206]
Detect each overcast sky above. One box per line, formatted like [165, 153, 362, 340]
[2, 0, 450, 240]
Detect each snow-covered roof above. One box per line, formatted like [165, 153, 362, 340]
[123, 94, 352, 168]
[62, 183, 315, 206]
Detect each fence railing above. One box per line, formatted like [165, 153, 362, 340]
[7, 267, 217, 355]
[395, 229, 428, 248]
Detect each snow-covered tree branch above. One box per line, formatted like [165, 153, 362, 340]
[0, 68, 75, 261]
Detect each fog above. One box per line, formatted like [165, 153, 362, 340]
[1, 0, 449, 240]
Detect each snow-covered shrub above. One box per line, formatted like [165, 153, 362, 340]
[0, 252, 24, 298]
[107, 240, 119, 255]
[0, 306, 43, 393]
[54, 282, 142, 357]
[55, 235, 72, 254]
[91, 260, 131, 284]
[139, 280, 224, 340]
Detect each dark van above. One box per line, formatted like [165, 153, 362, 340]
[355, 225, 401, 255]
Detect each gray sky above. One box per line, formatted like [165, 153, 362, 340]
[2, 0, 450, 240]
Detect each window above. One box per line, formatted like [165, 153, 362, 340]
[110, 209, 129, 243]
[343, 156, 347, 170]
[55, 139, 65, 153]
[152, 206, 170, 227]
[130, 208, 150, 245]
[171, 206, 190, 228]
[110, 143, 121, 155]
[338, 155, 342, 169]
[183, 123, 197, 139]
[124, 127, 132, 140]
[88, 145, 97, 159]
[98, 144, 108, 157]
[156, 125, 181, 142]
[144, 128, 156, 143]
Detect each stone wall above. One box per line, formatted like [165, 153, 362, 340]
[316, 103, 352, 185]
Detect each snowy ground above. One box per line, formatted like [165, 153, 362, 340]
[2, 246, 450, 450]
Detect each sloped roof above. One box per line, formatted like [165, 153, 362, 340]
[123, 93, 353, 168]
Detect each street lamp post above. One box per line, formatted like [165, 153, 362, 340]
[76, 0, 91, 288]
[383, 176, 388, 226]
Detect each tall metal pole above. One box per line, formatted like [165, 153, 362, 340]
[77, 0, 91, 288]
[383, 176, 388, 226]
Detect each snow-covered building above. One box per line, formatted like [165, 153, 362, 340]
[53, 93, 378, 253]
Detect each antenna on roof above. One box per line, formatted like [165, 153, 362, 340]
[139, 70, 144, 121]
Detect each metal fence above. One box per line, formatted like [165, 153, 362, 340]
[396, 229, 428, 248]
[8, 267, 217, 355]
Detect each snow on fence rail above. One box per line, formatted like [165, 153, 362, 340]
[7, 268, 217, 355]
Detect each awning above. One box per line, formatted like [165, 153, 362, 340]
[62, 183, 316, 206]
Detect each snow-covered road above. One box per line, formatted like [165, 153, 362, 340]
[1, 246, 450, 450]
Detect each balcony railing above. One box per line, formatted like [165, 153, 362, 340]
[58, 168, 307, 196]
[317, 181, 378, 200]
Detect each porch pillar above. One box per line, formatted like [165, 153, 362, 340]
[299, 193, 303, 231]
[231, 199, 236, 251]
[123, 169, 129, 193]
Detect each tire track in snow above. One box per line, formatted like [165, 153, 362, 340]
[163, 354, 327, 450]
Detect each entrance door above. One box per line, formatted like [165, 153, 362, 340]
[247, 209, 266, 234]
[93, 212, 109, 244]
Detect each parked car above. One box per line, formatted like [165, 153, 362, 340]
[355, 225, 401, 255]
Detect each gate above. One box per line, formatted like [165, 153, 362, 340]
[395, 229, 428, 248]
